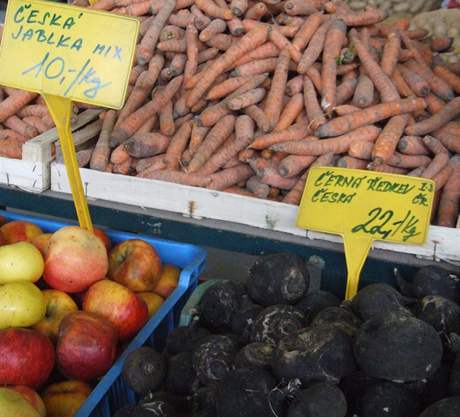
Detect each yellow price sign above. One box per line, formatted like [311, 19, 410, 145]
[0, 0, 139, 231]
[297, 167, 435, 299]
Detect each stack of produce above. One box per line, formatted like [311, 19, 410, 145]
[345, 0, 442, 16]
[115, 253, 460, 417]
[0, 216, 181, 417]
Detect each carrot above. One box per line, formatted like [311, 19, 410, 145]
[208, 164, 253, 190]
[137, 0, 176, 65]
[189, 123, 210, 156]
[337, 63, 359, 75]
[207, 34, 235, 51]
[114, 1, 151, 15]
[245, 3, 268, 20]
[282, 171, 307, 204]
[264, 48, 290, 130]
[303, 76, 325, 131]
[245, 104, 271, 133]
[158, 39, 187, 52]
[22, 116, 50, 134]
[323, 0, 351, 14]
[386, 153, 431, 169]
[159, 101, 176, 136]
[430, 37, 453, 53]
[231, 42, 279, 68]
[398, 64, 430, 97]
[338, 7, 387, 26]
[405, 97, 460, 136]
[184, 22, 199, 85]
[349, 28, 399, 102]
[421, 135, 450, 179]
[231, 58, 278, 77]
[297, 20, 331, 74]
[175, 0, 195, 10]
[279, 154, 316, 177]
[316, 97, 426, 138]
[284, 0, 318, 16]
[0, 130, 27, 142]
[161, 54, 187, 81]
[198, 115, 254, 175]
[228, 88, 266, 110]
[335, 70, 358, 105]
[138, 169, 211, 187]
[129, 64, 145, 85]
[125, 132, 170, 158]
[432, 126, 460, 154]
[4, 116, 38, 139]
[381, 31, 400, 76]
[368, 163, 407, 174]
[169, 10, 193, 27]
[397, 136, 430, 156]
[231, 0, 248, 16]
[206, 76, 250, 100]
[228, 18, 245, 36]
[321, 19, 347, 111]
[76, 148, 94, 168]
[0, 138, 23, 159]
[285, 75, 303, 97]
[160, 25, 185, 41]
[224, 186, 256, 196]
[433, 65, 460, 95]
[250, 120, 309, 149]
[17, 105, 50, 119]
[407, 166, 425, 177]
[292, 12, 324, 51]
[273, 93, 304, 132]
[432, 164, 453, 192]
[0, 91, 37, 123]
[191, 5, 212, 30]
[246, 176, 270, 198]
[195, 0, 233, 20]
[238, 148, 256, 162]
[334, 104, 360, 116]
[188, 114, 236, 172]
[391, 68, 415, 98]
[425, 93, 445, 115]
[337, 156, 368, 169]
[437, 155, 460, 227]
[112, 75, 183, 145]
[110, 144, 131, 165]
[186, 26, 269, 107]
[136, 155, 166, 174]
[276, 13, 304, 26]
[311, 152, 337, 167]
[352, 75, 374, 108]
[165, 120, 192, 169]
[271, 125, 380, 155]
[348, 140, 374, 160]
[198, 47, 219, 63]
[176, 113, 193, 127]
[371, 114, 408, 164]
[268, 28, 302, 63]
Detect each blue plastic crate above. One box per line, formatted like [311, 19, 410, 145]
[0, 210, 207, 417]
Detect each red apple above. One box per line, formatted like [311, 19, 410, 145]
[57, 311, 118, 381]
[83, 279, 148, 341]
[94, 228, 111, 253]
[31, 233, 52, 257]
[0, 328, 55, 387]
[44, 226, 109, 293]
[42, 380, 91, 417]
[109, 239, 162, 292]
[11, 386, 46, 417]
[153, 264, 180, 298]
[1, 221, 43, 244]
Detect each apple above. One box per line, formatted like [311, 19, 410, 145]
[0, 242, 44, 284]
[138, 292, 164, 317]
[31, 233, 52, 257]
[11, 386, 46, 417]
[0, 388, 41, 417]
[83, 279, 148, 341]
[109, 239, 162, 292]
[0, 282, 46, 329]
[153, 264, 180, 298]
[0, 215, 7, 226]
[57, 311, 118, 381]
[42, 380, 91, 417]
[33, 289, 79, 342]
[0, 328, 55, 387]
[1, 220, 43, 244]
[94, 228, 111, 253]
[44, 226, 109, 293]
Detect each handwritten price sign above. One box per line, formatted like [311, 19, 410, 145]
[0, 0, 139, 109]
[297, 167, 434, 299]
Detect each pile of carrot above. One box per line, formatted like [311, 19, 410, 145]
[4, 0, 460, 228]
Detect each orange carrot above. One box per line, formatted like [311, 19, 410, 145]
[391, 68, 414, 98]
[406, 97, 460, 136]
[250, 120, 309, 149]
[437, 155, 460, 227]
[297, 20, 331, 74]
[238, 148, 256, 162]
[352, 75, 374, 108]
[187, 26, 269, 107]
[246, 176, 270, 198]
[223, 186, 256, 196]
[282, 171, 307, 204]
[425, 93, 445, 115]
[316, 97, 426, 138]
[231, 57, 278, 76]
[17, 105, 50, 119]
[268, 28, 302, 63]
[165, 120, 192, 170]
[398, 64, 430, 97]
[338, 7, 387, 26]
[199, 19, 227, 42]
[273, 93, 304, 132]
[176, 113, 193, 128]
[22, 116, 49, 134]
[245, 104, 271, 133]
[284, 0, 318, 16]
[228, 88, 266, 110]
[207, 34, 235, 51]
[432, 125, 460, 154]
[271, 125, 380, 155]
[334, 104, 360, 116]
[432, 164, 453, 192]
[433, 65, 460, 95]
[231, 0, 248, 16]
[138, 169, 211, 187]
[349, 140, 373, 159]
[169, 10, 193, 27]
[292, 12, 324, 51]
[286, 75, 304, 96]
[188, 114, 236, 172]
[311, 152, 337, 167]
[381, 31, 400, 76]
[397, 136, 430, 156]
[335, 70, 358, 105]
[137, 0, 176, 65]
[159, 100, 176, 136]
[90, 110, 117, 172]
[206, 76, 251, 100]
[371, 114, 408, 164]
[158, 38, 187, 52]
[368, 163, 407, 174]
[303, 76, 325, 131]
[321, 19, 347, 111]
[264, 48, 290, 130]
[407, 166, 425, 177]
[4, 116, 38, 139]
[245, 3, 268, 20]
[110, 144, 130, 165]
[161, 54, 187, 81]
[190, 5, 211, 30]
[184, 22, 199, 85]
[129, 64, 145, 85]
[386, 153, 431, 169]
[0, 91, 37, 123]
[337, 156, 368, 169]
[208, 164, 253, 190]
[230, 42, 279, 68]
[125, 132, 170, 158]
[279, 154, 316, 177]
[198, 47, 219, 63]
[195, 0, 233, 20]
[160, 25, 185, 42]
[228, 18, 245, 36]
[421, 135, 450, 179]
[0, 129, 27, 142]
[0, 137, 23, 159]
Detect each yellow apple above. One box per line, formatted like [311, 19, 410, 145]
[0, 282, 46, 329]
[138, 292, 164, 317]
[42, 380, 91, 417]
[0, 387, 41, 417]
[153, 264, 180, 298]
[33, 289, 79, 342]
[0, 242, 44, 284]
